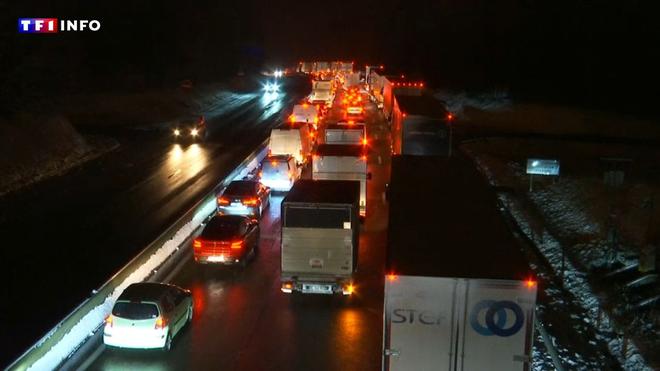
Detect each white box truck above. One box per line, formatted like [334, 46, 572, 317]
[309, 80, 334, 107]
[384, 155, 537, 371]
[312, 144, 368, 217]
[268, 123, 312, 165]
[281, 180, 360, 295]
[289, 104, 319, 127]
[323, 122, 365, 145]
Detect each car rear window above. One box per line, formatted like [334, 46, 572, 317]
[224, 181, 256, 197]
[201, 217, 242, 239]
[112, 301, 159, 320]
[285, 207, 350, 229]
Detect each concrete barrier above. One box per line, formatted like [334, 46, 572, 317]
[7, 139, 269, 371]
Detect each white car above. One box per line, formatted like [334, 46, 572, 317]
[103, 282, 193, 351]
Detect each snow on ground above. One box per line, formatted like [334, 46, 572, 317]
[463, 139, 659, 370]
[0, 114, 118, 197]
[433, 89, 511, 117]
[23, 149, 265, 370]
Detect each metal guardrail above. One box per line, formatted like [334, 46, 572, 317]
[7, 139, 269, 371]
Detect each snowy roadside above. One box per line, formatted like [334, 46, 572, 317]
[462, 140, 657, 370]
[0, 135, 119, 198]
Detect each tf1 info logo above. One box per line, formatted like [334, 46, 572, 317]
[18, 18, 101, 34]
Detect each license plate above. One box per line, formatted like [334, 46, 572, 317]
[207, 255, 225, 262]
[231, 202, 243, 207]
[302, 284, 333, 294]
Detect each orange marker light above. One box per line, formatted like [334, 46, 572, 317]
[387, 274, 398, 282]
[526, 279, 537, 288]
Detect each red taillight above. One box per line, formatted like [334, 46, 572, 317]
[289, 114, 295, 123]
[387, 274, 398, 282]
[362, 138, 368, 146]
[525, 279, 537, 288]
[447, 113, 454, 121]
[154, 316, 167, 330]
[217, 196, 230, 206]
[243, 198, 258, 206]
[105, 315, 113, 328]
[231, 240, 243, 249]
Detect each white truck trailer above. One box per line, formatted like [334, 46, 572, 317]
[280, 180, 360, 295]
[384, 155, 537, 371]
[312, 144, 368, 217]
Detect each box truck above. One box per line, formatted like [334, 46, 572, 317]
[268, 123, 312, 165]
[312, 144, 368, 217]
[289, 104, 319, 127]
[384, 155, 537, 371]
[309, 80, 334, 106]
[281, 180, 360, 295]
[391, 93, 452, 156]
[323, 122, 365, 145]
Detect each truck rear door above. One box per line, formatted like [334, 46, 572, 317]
[383, 276, 536, 371]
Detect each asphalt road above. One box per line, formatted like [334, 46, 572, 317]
[74, 97, 392, 371]
[0, 78, 308, 366]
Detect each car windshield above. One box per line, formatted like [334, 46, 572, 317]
[223, 181, 256, 197]
[112, 301, 159, 320]
[201, 217, 242, 240]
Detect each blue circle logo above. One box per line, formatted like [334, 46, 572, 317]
[469, 300, 524, 337]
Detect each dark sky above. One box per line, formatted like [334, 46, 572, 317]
[1, 0, 659, 116]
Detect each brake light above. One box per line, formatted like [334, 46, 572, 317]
[193, 239, 202, 250]
[447, 113, 454, 121]
[243, 198, 258, 206]
[231, 240, 243, 249]
[105, 315, 113, 328]
[387, 274, 398, 282]
[361, 155, 367, 161]
[362, 138, 368, 146]
[289, 114, 295, 123]
[217, 196, 230, 206]
[342, 283, 355, 296]
[309, 132, 315, 138]
[525, 278, 537, 288]
[154, 316, 167, 330]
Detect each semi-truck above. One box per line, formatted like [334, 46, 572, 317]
[384, 155, 537, 371]
[280, 179, 360, 295]
[312, 144, 368, 217]
[391, 93, 452, 156]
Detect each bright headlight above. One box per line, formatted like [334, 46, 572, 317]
[191, 128, 198, 136]
[174, 129, 180, 136]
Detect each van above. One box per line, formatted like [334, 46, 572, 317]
[259, 155, 300, 192]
